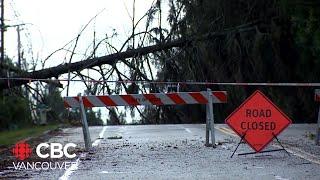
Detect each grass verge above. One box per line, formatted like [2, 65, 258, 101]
[0, 124, 60, 147]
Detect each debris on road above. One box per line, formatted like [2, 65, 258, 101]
[107, 136, 123, 140]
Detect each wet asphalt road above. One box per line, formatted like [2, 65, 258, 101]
[4, 124, 320, 179]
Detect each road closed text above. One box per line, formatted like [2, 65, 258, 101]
[240, 109, 276, 130]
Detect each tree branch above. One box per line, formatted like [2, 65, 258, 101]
[0, 29, 254, 89]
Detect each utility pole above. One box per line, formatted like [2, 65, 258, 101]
[1, 0, 4, 64]
[17, 25, 21, 68]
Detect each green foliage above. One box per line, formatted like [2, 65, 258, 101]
[0, 94, 31, 131]
[107, 108, 126, 125]
[87, 109, 104, 126]
[43, 88, 65, 122]
[0, 124, 59, 146]
[149, 0, 320, 123]
[0, 57, 32, 130]
[283, 0, 320, 80]
[67, 108, 104, 126]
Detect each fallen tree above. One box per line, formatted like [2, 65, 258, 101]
[0, 27, 256, 89]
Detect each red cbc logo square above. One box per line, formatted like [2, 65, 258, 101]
[11, 142, 32, 160]
[225, 90, 292, 152]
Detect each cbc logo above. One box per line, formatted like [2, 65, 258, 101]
[36, 143, 77, 159]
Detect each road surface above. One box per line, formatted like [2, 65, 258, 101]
[2, 124, 320, 179]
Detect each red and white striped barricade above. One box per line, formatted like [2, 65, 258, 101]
[64, 91, 227, 108]
[64, 89, 227, 149]
[315, 89, 320, 145]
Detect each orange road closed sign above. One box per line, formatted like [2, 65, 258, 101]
[225, 90, 292, 152]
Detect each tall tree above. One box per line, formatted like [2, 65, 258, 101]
[153, 0, 320, 123]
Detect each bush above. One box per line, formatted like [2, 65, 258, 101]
[0, 94, 31, 131]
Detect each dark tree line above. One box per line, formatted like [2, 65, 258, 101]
[145, 0, 320, 123]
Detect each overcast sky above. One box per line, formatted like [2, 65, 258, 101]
[5, 0, 169, 94]
[5, 0, 161, 66]
[4, 0, 168, 123]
